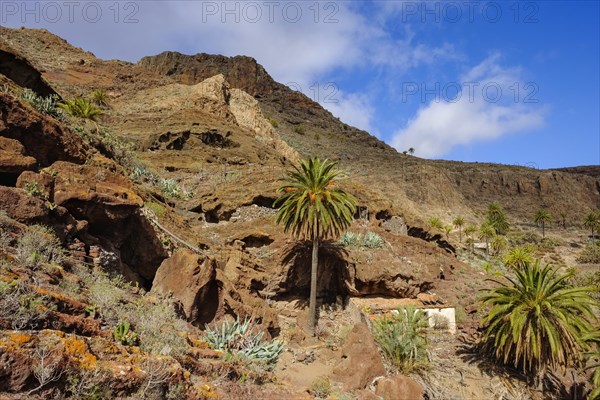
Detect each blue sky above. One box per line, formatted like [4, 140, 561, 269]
[1, 1, 598, 168]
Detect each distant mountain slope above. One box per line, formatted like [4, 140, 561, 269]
[1, 26, 598, 226]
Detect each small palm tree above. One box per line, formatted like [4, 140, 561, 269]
[464, 225, 478, 253]
[58, 97, 103, 132]
[443, 225, 452, 240]
[486, 202, 510, 235]
[90, 89, 110, 108]
[584, 212, 600, 244]
[407, 147, 415, 155]
[534, 209, 553, 238]
[559, 212, 567, 229]
[490, 235, 508, 256]
[480, 261, 597, 387]
[479, 222, 496, 256]
[275, 157, 357, 331]
[428, 216, 443, 232]
[453, 216, 465, 243]
[503, 246, 534, 269]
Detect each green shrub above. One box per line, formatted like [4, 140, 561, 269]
[205, 318, 283, 366]
[372, 307, 429, 373]
[23, 180, 45, 198]
[16, 225, 65, 269]
[310, 376, 332, 398]
[128, 297, 188, 356]
[577, 242, 600, 264]
[267, 117, 278, 128]
[293, 125, 305, 135]
[159, 178, 192, 199]
[144, 202, 166, 218]
[113, 321, 138, 346]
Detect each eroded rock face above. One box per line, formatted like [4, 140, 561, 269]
[0, 93, 87, 167]
[152, 248, 219, 325]
[0, 44, 58, 97]
[0, 186, 49, 224]
[0, 348, 33, 392]
[0, 137, 36, 177]
[332, 322, 386, 391]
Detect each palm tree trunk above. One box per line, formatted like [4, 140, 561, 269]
[542, 222, 545, 238]
[308, 236, 319, 333]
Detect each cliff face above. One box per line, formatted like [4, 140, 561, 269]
[137, 51, 600, 223]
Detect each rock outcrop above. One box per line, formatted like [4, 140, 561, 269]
[0, 93, 87, 167]
[152, 248, 219, 325]
[332, 322, 386, 391]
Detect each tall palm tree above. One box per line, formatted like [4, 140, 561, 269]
[480, 261, 597, 387]
[584, 212, 600, 244]
[479, 222, 496, 256]
[534, 209, 553, 238]
[274, 157, 357, 331]
[486, 202, 510, 235]
[453, 216, 465, 243]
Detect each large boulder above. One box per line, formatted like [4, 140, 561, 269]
[374, 375, 424, 400]
[152, 248, 219, 325]
[332, 322, 386, 391]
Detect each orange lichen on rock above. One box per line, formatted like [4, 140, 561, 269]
[62, 336, 97, 369]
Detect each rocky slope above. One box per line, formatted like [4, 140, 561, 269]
[0, 26, 598, 399]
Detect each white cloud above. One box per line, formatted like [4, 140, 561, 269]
[322, 91, 376, 135]
[391, 55, 546, 158]
[2, 1, 455, 98]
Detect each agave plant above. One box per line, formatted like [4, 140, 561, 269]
[372, 307, 429, 373]
[204, 318, 283, 366]
[480, 260, 597, 386]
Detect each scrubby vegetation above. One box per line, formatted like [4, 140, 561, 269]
[372, 307, 429, 373]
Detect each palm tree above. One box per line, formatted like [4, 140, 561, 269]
[480, 261, 597, 388]
[584, 212, 600, 244]
[58, 97, 103, 121]
[479, 222, 496, 256]
[490, 235, 508, 256]
[428, 216, 443, 232]
[464, 225, 478, 253]
[453, 216, 465, 243]
[90, 89, 110, 108]
[559, 212, 567, 229]
[583, 330, 600, 400]
[274, 157, 357, 331]
[443, 225, 452, 240]
[503, 245, 534, 269]
[534, 209, 553, 238]
[407, 147, 415, 155]
[486, 202, 510, 235]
